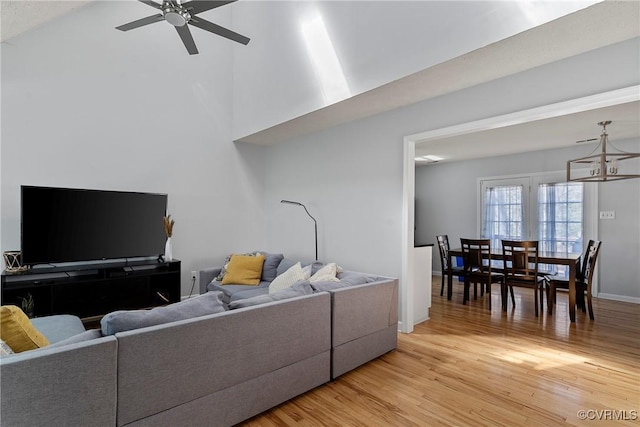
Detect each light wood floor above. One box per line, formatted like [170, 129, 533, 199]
[241, 277, 640, 426]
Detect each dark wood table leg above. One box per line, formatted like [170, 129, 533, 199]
[447, 253, 453, 300]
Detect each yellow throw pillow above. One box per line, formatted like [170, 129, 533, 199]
[221, 254, 266, 285]
[0, 305, 50, 353]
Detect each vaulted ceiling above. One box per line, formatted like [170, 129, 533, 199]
[2, 1, 639, 163]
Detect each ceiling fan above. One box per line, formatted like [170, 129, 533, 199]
[116, 0, 250, 55]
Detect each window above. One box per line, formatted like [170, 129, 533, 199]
[538, 182, 584, 256]
[480, 177, 529, 249]
[480, 174, 591, 260]
[482, 184, 525, 249]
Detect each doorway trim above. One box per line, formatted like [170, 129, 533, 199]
[400, 85, 639, 332]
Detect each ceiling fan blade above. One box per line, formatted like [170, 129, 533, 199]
[175, 25, 199, 55]
[138, 0, 163, 10]
[182, 0, 237, 15]
[116, 14, 165, 31]
[188, 17, 250, 45]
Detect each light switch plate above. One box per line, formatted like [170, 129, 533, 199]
[599, 211, 615, 220]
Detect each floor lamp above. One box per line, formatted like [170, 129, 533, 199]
[281, 200, 318, 261]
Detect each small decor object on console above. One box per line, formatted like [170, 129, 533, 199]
[19, 293, 34, 318]
[2, 251, 28, 273]
[163, 215, 175, 262]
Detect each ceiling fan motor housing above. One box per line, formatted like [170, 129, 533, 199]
[163, 1, 190, 27]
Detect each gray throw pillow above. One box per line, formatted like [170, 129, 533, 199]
[101, 291, 227, 336]
[257, 252, 284, 282]
[228, 280, 313, 309]
[276, 258, 297, 277]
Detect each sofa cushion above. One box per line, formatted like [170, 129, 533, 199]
[309, 272, 375, 292]
[207, 281, 270, 302]
[229, 280, 314, 309]
[47, 329, 103, 349]
[269, 262, 309, 294]
[101, 291, 227, 336]
[221, 254, 265, 285]
[0, 305, 50, 352]
[229, 287, 270, 302]
[31, 314, 86, 344]
[257, 252, 285, 282]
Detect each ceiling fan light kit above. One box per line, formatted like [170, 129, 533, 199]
[116, 0, 250, 55]
[567, 120, 640, 183]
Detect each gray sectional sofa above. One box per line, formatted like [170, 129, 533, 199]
[1, 254, 398, 427]
[200, 255, 399, 380]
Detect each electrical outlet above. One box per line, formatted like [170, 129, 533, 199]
[599, 211, 615, 220]
[191, 270, 197, 280]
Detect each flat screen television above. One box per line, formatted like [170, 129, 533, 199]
[21, 186, 168, 266]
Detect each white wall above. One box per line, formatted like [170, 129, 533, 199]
[264, 111, 404, 274]
[0, 2, 267, 295]
[415, 140, 640, 300]
[262, 37, 640, 320]
[231, 0, 597, 139]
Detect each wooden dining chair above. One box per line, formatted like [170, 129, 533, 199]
[460, 238, 504, 310]
[501, 240, 546, 317]
[547, 240, 601, 320]
[436, 235, 464, 299]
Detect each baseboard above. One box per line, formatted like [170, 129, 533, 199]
[596, 293, 640, 304]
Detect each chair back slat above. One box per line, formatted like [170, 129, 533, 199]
[460, 238, 492, 275]
[502, 240, 539, 284]
[582, 240, 602, 284]
[437, 235, 451, 271]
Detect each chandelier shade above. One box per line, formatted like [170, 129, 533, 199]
[566, 121, 640, 182]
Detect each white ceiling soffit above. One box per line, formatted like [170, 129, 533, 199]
[413, 87, 640, 164]
[0, 0, 93, 43]
[237, 1, 639, 146]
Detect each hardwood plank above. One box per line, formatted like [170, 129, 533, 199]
[239, 277, 640, 426]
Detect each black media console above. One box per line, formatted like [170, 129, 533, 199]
[1, 259, 181, 320]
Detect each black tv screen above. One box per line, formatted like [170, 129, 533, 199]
[21, 186, 168, 266]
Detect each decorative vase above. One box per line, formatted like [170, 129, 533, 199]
[164, 237, 173, 262]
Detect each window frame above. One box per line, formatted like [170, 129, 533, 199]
[478, 171, 599, 293]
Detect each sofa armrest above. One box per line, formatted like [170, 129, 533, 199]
[0, 336, 118, 427]
[330, 278, 399, 347]
[199, 267, 221, 294]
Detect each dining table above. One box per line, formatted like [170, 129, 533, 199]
[447, 247, 581, 322]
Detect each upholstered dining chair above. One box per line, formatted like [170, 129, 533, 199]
[460, 238, 504, 310]
[436, 235, 465, 298]
[501, 240, 546, 317]
[547, 240, 601, 320]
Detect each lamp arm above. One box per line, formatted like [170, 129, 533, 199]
[281, 199, 318, 261]
[301, 206, 319, 261]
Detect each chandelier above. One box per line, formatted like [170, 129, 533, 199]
[566, 120, 640, 182]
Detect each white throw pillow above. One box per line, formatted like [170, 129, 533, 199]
[301, 264, 312, 279]
[269, 262, 307, 294]
[0, 338, 14, 356]
[310, 263, 340, 283]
